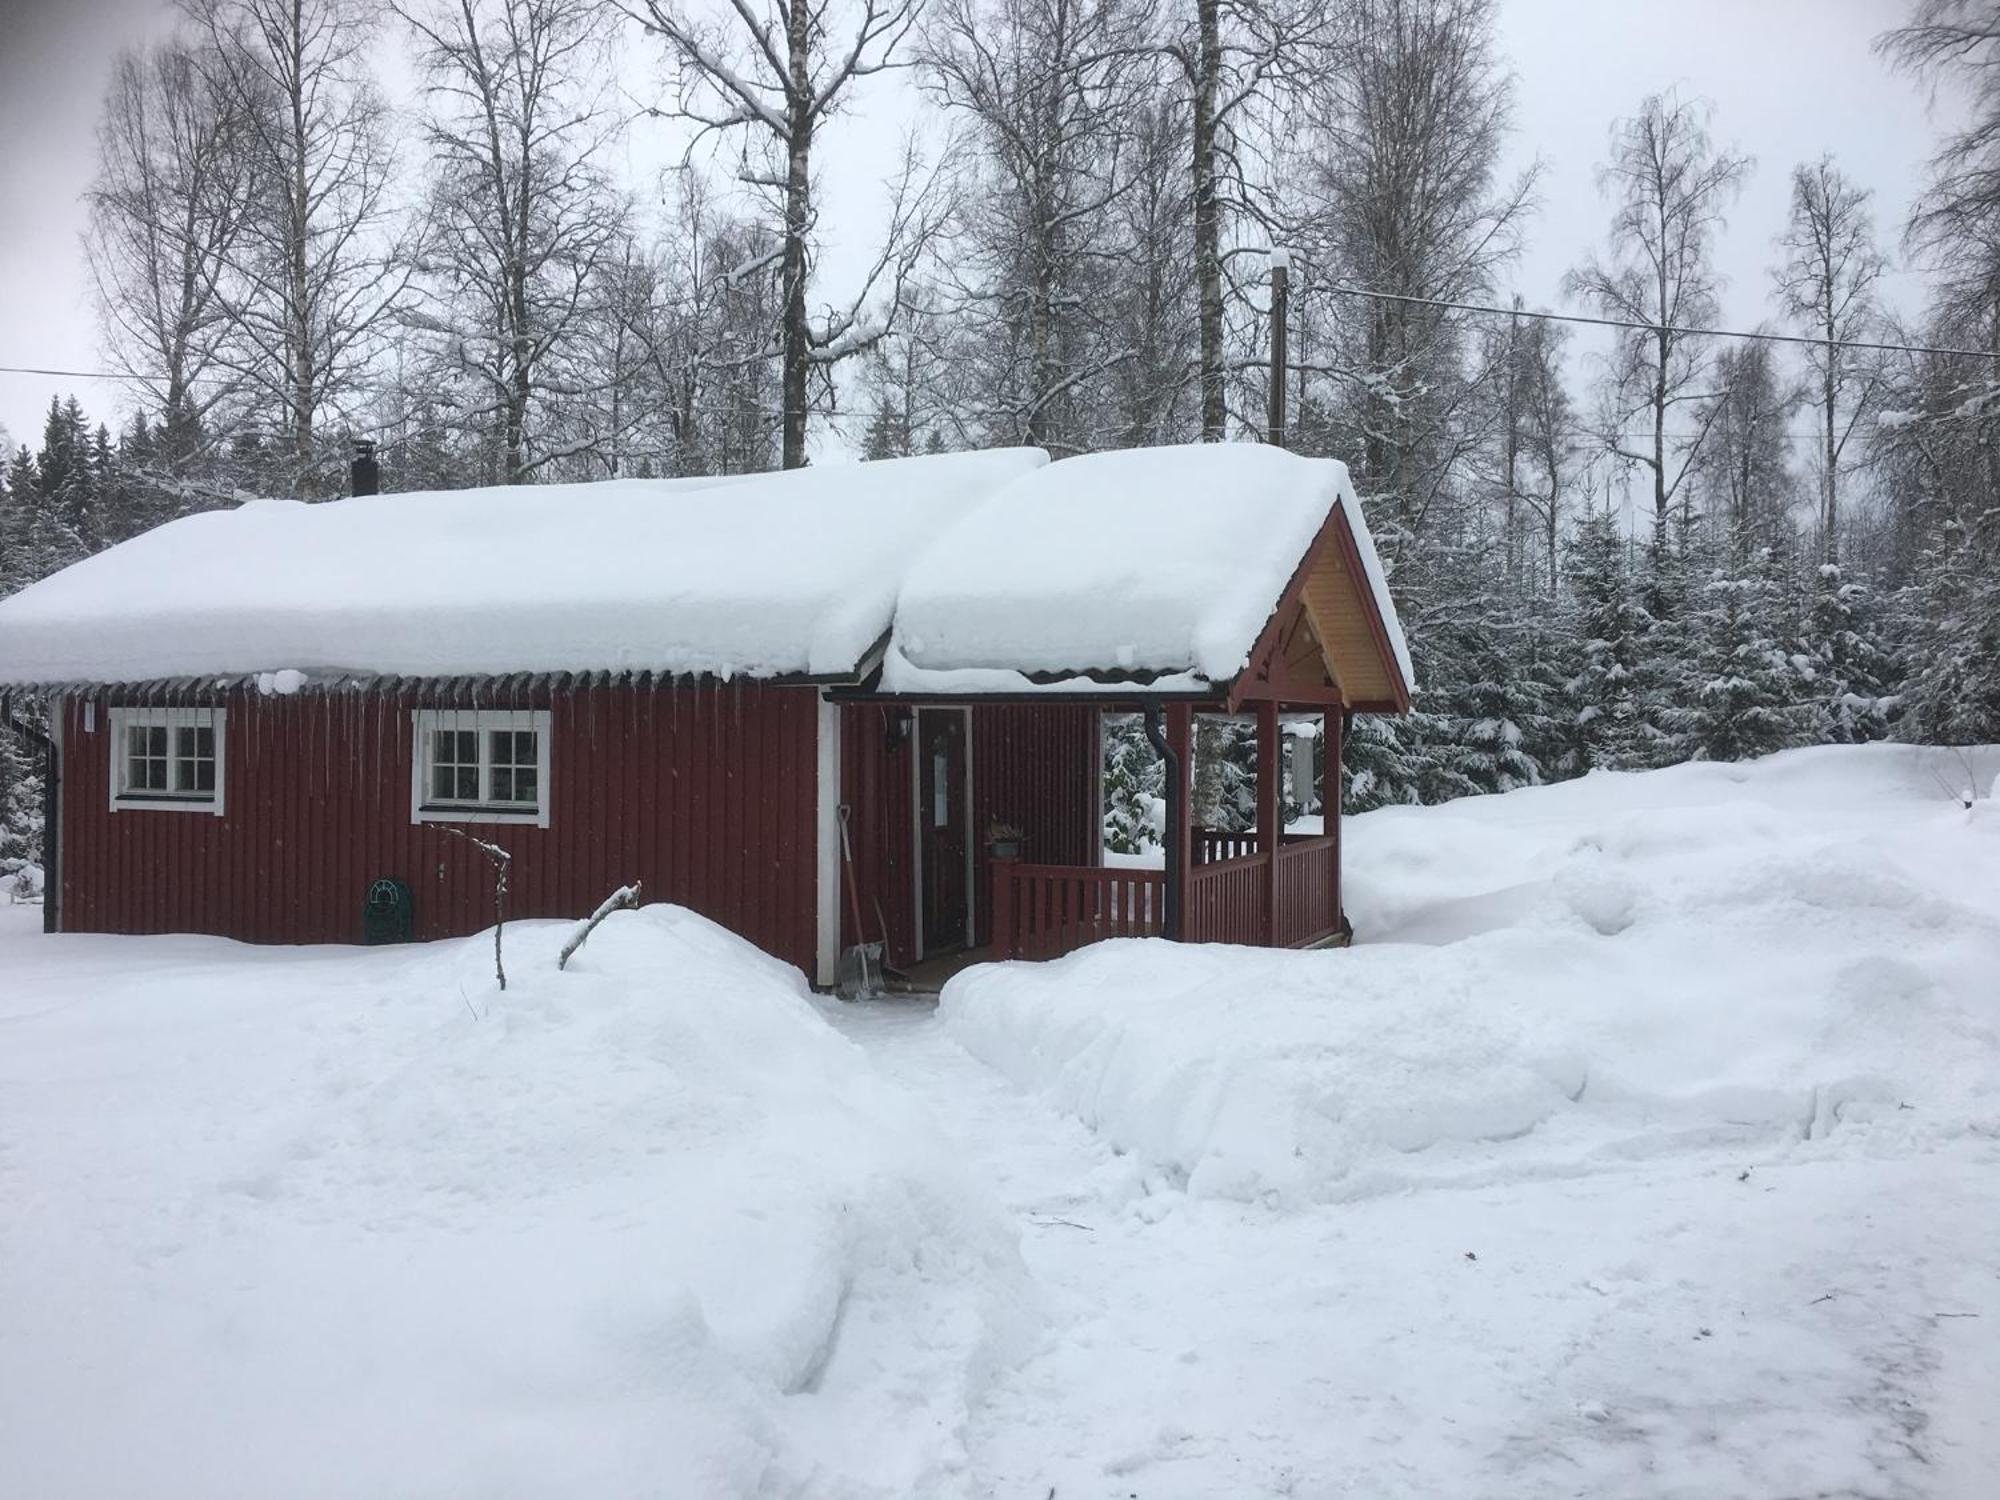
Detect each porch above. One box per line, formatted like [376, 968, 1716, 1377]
[840, 694, 1346, 984]
[986, 699, 1348, 964]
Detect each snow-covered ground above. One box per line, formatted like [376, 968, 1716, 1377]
[4, 744, 1997, 1497]
[0, 906, 1030, 1498]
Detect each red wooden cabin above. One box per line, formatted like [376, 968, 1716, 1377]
[0, 444, 1410, 986]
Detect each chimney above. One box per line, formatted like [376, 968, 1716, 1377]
[1267, 248, 1290, 450]
[350, 439, 380, 497]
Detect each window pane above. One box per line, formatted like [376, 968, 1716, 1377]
[429, 727, 480, 802]
[490, 729, 536, 768]
[126, 724, 166, 790]
[172, 725, 216, 795]
[487, 729, 539, 805]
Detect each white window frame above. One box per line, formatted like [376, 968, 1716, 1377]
[410, 708, 552, 828]
[108, 706, 227, 815]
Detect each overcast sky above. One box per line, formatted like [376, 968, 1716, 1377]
[0, 0, 1952, 455]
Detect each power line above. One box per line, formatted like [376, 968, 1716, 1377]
[1319, 283, 2000, 363]
[0, 364, 131, 381]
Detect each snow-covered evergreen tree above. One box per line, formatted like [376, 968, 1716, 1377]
[1456, 626, 1551, 796]
[1630, 528, 1698, 767]
[1101, 715, 1163, 853]
[1803, 562, 1899, 743]
[1682, 546, 1816, 762]
[1901, 504, 2000, 745]
[0, 726, 42, 878]
[1563, 512, 1652, 771]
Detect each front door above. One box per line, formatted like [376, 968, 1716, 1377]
[917, 708, 970, 957]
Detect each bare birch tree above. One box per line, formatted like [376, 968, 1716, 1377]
[1166, 0, 1318, 440]
[1774, 157, 1887, 557]
[1102, 94, 1197, 445]
[1564, 92, 1750, 539]
[620, 0, 930, 468]
[918, 0, 1153, 451]
[1289, 0, 1534, 537]
[85, 41, 257, 469]
[1694, 340, 1800, 559]
[181, 0, 409, 496]
[1514, 313, 1578, 595]
[400, 0, 626, 483]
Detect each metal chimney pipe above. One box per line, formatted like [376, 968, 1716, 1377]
[1268, 249, 1290, 449]
[350, 439, 380, 497]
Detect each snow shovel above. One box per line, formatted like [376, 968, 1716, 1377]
[836, 804, 883, 1000]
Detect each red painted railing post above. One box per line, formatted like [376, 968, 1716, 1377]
[991, 855, 1017, 960]
[1166, 704, 1193, 941]
[1257, 699, 1281, 946]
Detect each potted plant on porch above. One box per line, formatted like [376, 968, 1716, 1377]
[985, 818, 1025, 861]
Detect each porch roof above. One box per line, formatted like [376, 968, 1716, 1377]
[883, 446, 1413, 710]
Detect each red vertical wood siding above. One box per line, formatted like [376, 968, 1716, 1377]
[838, 703, 918, 968]
[57, 682, 822, 976]
[970, 703, 1099, 948]
[839, 700, 1100, 964]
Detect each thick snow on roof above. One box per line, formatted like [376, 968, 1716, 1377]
[890, 444, 1412, 690]
[0, 449, 1046, 685]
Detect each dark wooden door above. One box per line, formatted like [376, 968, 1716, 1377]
[917, 708, 970, 955]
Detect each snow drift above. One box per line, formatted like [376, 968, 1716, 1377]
[942, 744, 2000, 1205]
[0, 906, 1032, 1498]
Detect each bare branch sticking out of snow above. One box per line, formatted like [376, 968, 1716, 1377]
[558, 882, 644, 970]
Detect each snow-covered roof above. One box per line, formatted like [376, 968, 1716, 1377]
[0, 442, 1412, 703]
[0, 449, 1045, 686]
[886, 445, 1413, 699]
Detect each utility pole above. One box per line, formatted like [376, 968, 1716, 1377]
[1268, 249, 1290, 449]
[1502, 293, 1522, 580]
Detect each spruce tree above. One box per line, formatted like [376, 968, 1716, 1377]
[1343, 711, 1421, 812]
[1101, 715, 1163, 853]
[1451, 621, 1544, 796]
[1903, 504, 2000, 744]
[1682, 546, 1816, 761]
[0, 725, 42, 880]
[1564, 512, 1652, 771]
[1630, 528, 1704, 768]
[1514, 608, 1580, 781]
[1803, 562, 1898, 743]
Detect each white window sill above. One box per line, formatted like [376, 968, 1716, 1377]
[413, 804, 549, 828]
[111, 794, 223, 816]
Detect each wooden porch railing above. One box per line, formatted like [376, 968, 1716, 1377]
[1185, 850, 1267, 942]
[1192, 828, 1261, 864]
[990, 832, 1341, 960]
[1272, 835, 1343, 947]
[990, 861, 1167, 961]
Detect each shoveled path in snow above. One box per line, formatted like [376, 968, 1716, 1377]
[822, 995, 2000, 1500]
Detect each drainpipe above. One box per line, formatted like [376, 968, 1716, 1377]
[1, 698, 58, 935]
[1142, 703, 1182, 941]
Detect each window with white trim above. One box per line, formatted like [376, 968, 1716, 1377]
[411, 709, 551, 826]
[108, 706, 226, 814]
